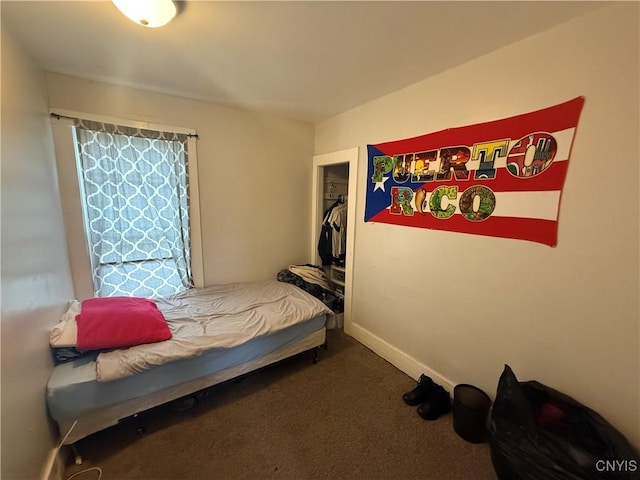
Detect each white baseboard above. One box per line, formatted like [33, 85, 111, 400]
[347, 322, 455, 393]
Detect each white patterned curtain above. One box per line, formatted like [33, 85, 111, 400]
[75, 120, 193, 298]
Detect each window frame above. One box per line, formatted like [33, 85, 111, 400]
[50, 109, 204, 300]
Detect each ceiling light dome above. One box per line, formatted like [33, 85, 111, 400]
[112, 0, 176, 28]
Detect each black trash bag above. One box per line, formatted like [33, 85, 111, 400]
[490, 365, 640, 480]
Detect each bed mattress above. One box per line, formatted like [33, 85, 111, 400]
[47, 315, 326, 436]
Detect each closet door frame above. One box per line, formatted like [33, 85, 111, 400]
[311, 147, 358, 334]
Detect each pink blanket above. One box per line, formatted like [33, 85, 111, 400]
[76, 297, 171, 350]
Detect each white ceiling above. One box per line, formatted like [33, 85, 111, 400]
[2, 1, 606, 123]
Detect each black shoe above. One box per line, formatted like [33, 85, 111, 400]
[417, 385, 451, 420]
[402, 374, 437, 406]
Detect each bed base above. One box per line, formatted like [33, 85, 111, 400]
[59, 327, 326, 450]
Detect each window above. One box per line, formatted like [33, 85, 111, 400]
[74, 119, 193, 298]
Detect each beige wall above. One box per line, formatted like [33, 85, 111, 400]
[45, 73, 315, 293]
[316, 3, 640, 445]
[1, 26, 75, 480]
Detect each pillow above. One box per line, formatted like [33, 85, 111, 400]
[76, 297, 171, 350]
[50, 300, 81, 347]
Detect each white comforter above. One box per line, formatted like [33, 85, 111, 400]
[96, 281, 331, 382]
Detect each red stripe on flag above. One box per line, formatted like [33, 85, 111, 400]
[368, 209, 559, 246]
[374, 97, 584, 156]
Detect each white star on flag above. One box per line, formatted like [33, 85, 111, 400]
[374, 176, 389, 192]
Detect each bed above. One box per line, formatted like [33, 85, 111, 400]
[46, 280, 332, 447]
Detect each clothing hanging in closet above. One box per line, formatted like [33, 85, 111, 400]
[318, 197, 347, 267]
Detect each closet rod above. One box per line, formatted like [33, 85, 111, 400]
[324, 179, 349, 184]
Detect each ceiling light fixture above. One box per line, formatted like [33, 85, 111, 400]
[112, 0, 176, 28]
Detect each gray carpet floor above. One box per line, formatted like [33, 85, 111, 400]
[64, 329, 497, 480]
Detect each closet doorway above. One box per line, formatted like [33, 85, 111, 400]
[311, 147, 358, 333]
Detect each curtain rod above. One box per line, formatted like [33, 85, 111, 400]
[49, 112, 199, 138]
[50, 112, 75, 121]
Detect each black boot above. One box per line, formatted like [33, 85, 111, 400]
[416, 385, 451, 420]
[402, 374, 437, 406]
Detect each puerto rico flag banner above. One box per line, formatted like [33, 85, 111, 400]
[364, 97, 585, 247]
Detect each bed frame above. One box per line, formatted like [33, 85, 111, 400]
[58, 327, 326, 463]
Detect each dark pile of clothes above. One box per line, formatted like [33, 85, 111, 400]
[276, 264, 342, 313]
